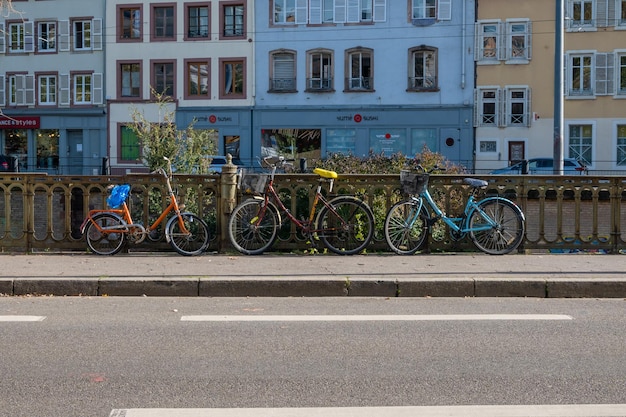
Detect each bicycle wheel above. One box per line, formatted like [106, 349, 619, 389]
[316, 196, 374, 255]
[228, 199, 279, 255]
[384, 199, 429, 255]
[84, 213, 126, 255]
[166, 213, 210, 256]
[469, 198, 525, 255]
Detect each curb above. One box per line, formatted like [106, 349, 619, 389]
[3, 277, 626, 298]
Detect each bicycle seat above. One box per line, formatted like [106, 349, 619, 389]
[313, 168, 338, 179]
[464, 178, 488, 188]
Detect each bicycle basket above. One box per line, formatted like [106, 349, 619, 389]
[239, 170, 268, 195]
[400, 170, 429, 195]
[106, 184, 131, 208]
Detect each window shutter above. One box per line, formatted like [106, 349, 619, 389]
[563, 54, 569, 96]
[373, 0, 386, 22]
[309, 0, 322, 24]
[0, 23, 5, 54]
[0, 75, 5, 106]
[25, 74, 35, 105]
[59, 20, 70, 52]
[24, 21, 34, 53]
[437, 0, 452, 21]
[296, 0, 307, 24]
[473, 89, 480, 127]
[497, 22, 506, 61]
[596, 0, 609, 27]
[92, 18, 103, 50]
[347, 0, 360, 23]
[15, 75, 25, 105]
[497, 88, 506, 127]
[595, 52, 615, 95]
[59, 74, 70, 106]
[525, 87, 531, 127]
[335, 0, 346, 23]
[527, 21, 532, 60]
[474, 23, 481, 61]
[93, 73, 103, 104]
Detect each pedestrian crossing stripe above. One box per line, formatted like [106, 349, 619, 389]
[110, 404, 626, 417]
[0, 315, 46, 322]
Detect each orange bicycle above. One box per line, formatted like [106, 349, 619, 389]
[80, 158, 210, 256]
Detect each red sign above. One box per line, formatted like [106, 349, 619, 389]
[0, 116, 41, 129]
[354, 114, 362, 123]
[208, 115, 217, 123]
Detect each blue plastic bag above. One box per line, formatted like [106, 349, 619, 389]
[107, 184, 131, 208]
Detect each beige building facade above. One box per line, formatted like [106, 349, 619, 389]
[475, 0, 626, 174]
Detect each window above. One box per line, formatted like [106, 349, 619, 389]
[475, 87, 499, 126]
[274, 0, 297, 24]
[269, 50, 296, 92]
[617, 124, 626, 167]
[568, 0, 594, 29]
[568, 54, 593, 96]
[7, 74, 35, 106]
[506, 20, 531, 61]
[185, 59, 210, 98]
[506, 87, 530, 126]
[568, 124, 593, 166]
[36, 129, 59, 169]
[120, 62, 141, 98]
[74, 73, 92, 104]
[152, 61, 175, 97]
[307, 49, 333, 91]
[619, 54, 626, 95]
[409, 46, 437, 91]
[412, 0, 435, 19]
[187, 4, 209, 38]
[9, 21, 33, 53]
[346, 48, 372, 91]
[38, 74, 57, 105]
[74, 20, 92, 50]
[479, 140, 498, 153]
[322, 0, 334, 22]
[220, 58, 245, 98]
[619, 0, 626, 26]
[476, 21, 501, 62]
[120, 125, 141, 161]
[119, 6, 142, 40]
[152, 4, 175, 40]
[37, 21, 56, 52]
[222, 2, 245, 38]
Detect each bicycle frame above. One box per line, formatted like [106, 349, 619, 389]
[410, 188, 507, 235]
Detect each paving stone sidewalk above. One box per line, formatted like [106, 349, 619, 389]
[1, 252, 625, 298]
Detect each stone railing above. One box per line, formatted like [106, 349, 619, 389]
[1, 168, 625, 254]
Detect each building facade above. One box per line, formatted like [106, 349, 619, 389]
[0, 0, 107, 174]
[475, 0, 626, 174]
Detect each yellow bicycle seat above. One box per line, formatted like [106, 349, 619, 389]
[313, 168, 338, 179]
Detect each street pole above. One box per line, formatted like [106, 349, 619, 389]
[554, 0, 564, 174]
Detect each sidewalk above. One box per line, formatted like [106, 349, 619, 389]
[1, 252, 625, 298]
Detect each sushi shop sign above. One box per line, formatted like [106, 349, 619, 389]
[0, 116, 41, 129]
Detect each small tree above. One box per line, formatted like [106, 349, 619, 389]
[127, 90, 217, 173]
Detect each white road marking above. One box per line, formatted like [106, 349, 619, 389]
[180, 314, 573, 322]
[0, 315, 46, 322]
[110, 404, 626, 417]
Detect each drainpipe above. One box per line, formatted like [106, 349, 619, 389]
[460, 0, 467, 90]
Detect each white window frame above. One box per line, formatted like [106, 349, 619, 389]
[71, 18, 102, 51]
[474, 86, 501, 127]
[475, 20, 503, 63]
[37, 21, 57, 52]
[505, 19, 531, 63]
[566, 0, 596, 31]
[72, 73, 103, 105]
[566, 121, 594, 167]
[309, 0, 386, 24]
[478, 139, 499, 154]
[347, 48, 373, 90]
[617, 51, 626, 96]
[409, 47, 437, 90]
[38, 75, 57, 105]
[411, 0, 436, 19]
[8, 21, 34, 53]
[566, 52, 595, 97]
[614, 121, 626, 168]
[617, 0, 626, 28]
[73, 20, 92, 50]
[8, 74, 35, 106]
[505, 86, 531, 127]
[307, 49, 333, 91]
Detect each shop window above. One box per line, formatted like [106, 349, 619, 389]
[36, 129, 59, 170]
[410, 128, 437, 155]
[225, 135, 240, 162]
[261, 129, 321, 161]
[369, 128, 406, 154]
[5, 129, 28, 170]
[326, 129, 357, 154]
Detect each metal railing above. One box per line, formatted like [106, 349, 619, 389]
[1, 170, 625, 253]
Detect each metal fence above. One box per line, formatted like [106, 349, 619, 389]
[1, 171, 625, 253]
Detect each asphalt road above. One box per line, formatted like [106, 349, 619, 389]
[1, 297, 625, 417]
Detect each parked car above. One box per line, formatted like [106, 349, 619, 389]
[0, 155, 19, 172]
[205, 155, 228, 173]
[489, 158, 587, 175]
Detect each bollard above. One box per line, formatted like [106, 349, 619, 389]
[219, 154, 238, 252]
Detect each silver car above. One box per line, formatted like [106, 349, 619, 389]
[490, 158, 587, 175]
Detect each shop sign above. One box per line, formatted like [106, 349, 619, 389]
[204, 114, 237, 124]
[336, 113, 379, 123]
[0, 116, 41, 129]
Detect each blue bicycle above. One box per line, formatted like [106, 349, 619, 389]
[384, 166, 525, 255]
